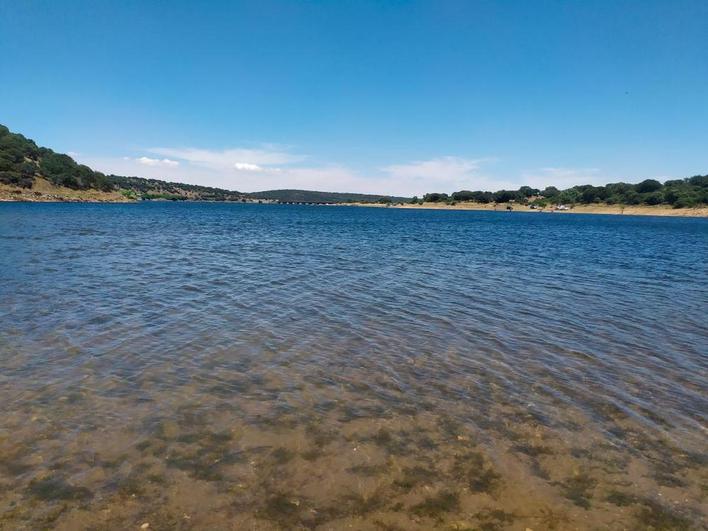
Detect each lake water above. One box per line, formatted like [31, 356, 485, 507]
[0, 202, 706, 530]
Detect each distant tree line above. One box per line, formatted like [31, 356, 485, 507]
[419, 177, 708, 208]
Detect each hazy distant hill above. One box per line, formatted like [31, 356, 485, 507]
[250, 189, 410, 203]
[108, 175, 245, 201]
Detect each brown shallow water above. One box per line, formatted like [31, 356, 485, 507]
[0, 203, 706, 530]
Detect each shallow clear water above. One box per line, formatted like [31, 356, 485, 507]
[0, 203, 706, 530]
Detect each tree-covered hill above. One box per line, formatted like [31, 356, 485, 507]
[0, 124, 245, 201]
[0, 124, 114, 191]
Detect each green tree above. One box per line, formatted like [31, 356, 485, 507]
[542, 186, 560, 198]
[635, 179, 662, 193]
[644, 192, 664, 205]
[423, 193, 449, 203]
[518, 186, 539, 197]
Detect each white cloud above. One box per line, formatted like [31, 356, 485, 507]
[380, 156, 516, 195]
[383, 156, 482, 181]
[234, 162, 264, 171]
[78, 146, 536, 196]
[137, 156, 179, 167]
[272, 165, 360, 191]
[83, 152, 619, 196]
[148, 146, 302, 171]
[75, 153, 355, 193]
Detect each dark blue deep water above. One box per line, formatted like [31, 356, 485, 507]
[1, 202, 706, 529]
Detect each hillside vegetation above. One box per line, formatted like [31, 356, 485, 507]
[0, 124, 244, 201]
[0, 125, 114, 191]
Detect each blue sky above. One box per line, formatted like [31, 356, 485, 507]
[1, 0, 707, 195]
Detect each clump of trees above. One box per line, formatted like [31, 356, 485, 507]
[0, 125, 42, 188]
[420, 177, 707, 208]
[0, 125, 113, 191]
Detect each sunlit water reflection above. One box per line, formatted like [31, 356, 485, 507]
[0, 203, 706, 530]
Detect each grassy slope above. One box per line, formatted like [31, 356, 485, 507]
[0, 177, 131, 202]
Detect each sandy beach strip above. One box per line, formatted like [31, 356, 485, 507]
[343, 201, 708, 217]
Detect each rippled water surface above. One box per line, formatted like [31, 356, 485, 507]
[1, 203, 706, 530]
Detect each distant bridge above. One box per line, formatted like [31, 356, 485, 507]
[277, 201, 338, 205]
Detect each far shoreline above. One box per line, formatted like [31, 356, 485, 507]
[1, 183, 706, 217]
[341, 201, 708, 218]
